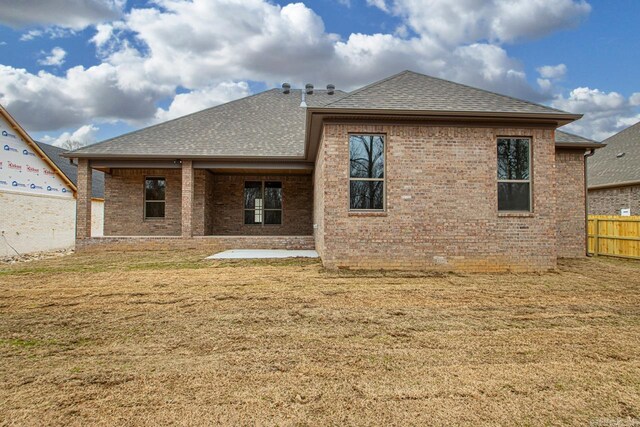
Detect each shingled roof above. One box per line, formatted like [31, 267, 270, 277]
[321, 70, 574, 115]
[588, 121, 640, 188]
[70, 89, 346, 159]
[69, 70, 583, 159]
[555, 129, 601, 148]
[35, 141, 105, 198]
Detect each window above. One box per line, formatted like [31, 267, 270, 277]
[497, 137, 531, 211]
[144, 177, 166, 219]
[349, 134, 385, 210]
[244, 181, 282, 225]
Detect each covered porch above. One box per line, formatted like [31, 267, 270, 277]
[74, 159, 315, 249]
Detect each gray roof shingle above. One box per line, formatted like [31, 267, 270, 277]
[35, 141, 105, 198]
[588, 121, 640, 187]
[555, 129, 600, 146]
[69, 70, 582, 159]
[321, 70, 574, 115]
[71, 89, 346, 158]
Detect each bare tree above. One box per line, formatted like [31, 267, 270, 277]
[59, 139, 85, 151]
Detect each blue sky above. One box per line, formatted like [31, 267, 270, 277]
[0, 0, 638, 146]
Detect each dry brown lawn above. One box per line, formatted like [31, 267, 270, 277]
[1, 249, 639, 426]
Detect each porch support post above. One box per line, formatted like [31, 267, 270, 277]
[76, 158, 92, 239]
[181, 159, 194, 238]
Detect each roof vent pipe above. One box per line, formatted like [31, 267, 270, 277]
[282, 83, 291, 94]
[300, 90, 307, 108]
[326, 84, 335, 95]
[305, 83, 314, 95]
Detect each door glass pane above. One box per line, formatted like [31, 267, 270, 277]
[350, 180, 384, 210]
[498, 182, 530, 211]
[264, 181, 282, 209]
[497, 138, 529, 180]
[145, 178, 165, 201]
[244, 181, 261, 209]
[244, 209, 261, 225]
[350, 135, 384, 178]
[265, 210, 282, 225]
[145, 202, 165, 218]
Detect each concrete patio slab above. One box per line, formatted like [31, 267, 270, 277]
[206, 249, 319, 260]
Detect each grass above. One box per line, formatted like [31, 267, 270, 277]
[1, 250, 639, 426]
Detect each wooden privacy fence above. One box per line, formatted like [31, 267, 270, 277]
[588, 215, 640, 259]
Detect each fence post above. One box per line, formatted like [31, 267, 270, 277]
[593, 218, 599, 257]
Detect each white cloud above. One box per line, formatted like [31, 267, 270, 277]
[0, 0, 125, 30]
[41, 124, 100, 147]
[0, 63, 173, 131]
[1, 0, 603, 141]
[155, 82, 251, 122]
[381, 0, 590, 45]
[367, 0, 389, 12]
[537, 64, 567, 79]
[19, 27, 76, 41]
[38, 47, 67, 66]
[553, 88, 640, 141]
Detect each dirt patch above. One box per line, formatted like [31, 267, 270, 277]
[1, 251, 639, 426]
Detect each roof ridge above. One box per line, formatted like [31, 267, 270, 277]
[322, 70, 412, 107]
[324, 69, 571, 115]
[603, 120, 640, 143]
[405, 70, 570, 114]
[69, 88, 281, 155]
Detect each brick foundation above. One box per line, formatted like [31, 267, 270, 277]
[76, 235, 315, 252]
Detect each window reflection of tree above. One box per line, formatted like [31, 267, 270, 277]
[349, 135, 384, 210]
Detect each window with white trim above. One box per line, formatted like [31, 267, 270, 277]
[497, 137, 531, 211]
[349, 134, 385, 210]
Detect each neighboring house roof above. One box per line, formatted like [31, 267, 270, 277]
[321, 70, 575, 116]
[555, 129, 602, 148]
[70, 89, 347, 159]
[67, 70, 583, 160]
[35, 141, 105, 199]
[588, 121, 640, 189]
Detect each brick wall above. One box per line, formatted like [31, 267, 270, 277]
[317, 124, 558, 272]
[555, 149, 587, 258]
[209, 174, 313, 235]
[76, 158, 92, 239]
[313, 133, 326, 258]
[104, 170, 313, 237]
[104, 168, 182, 236]
[77, 235, 315, 252]
[588, 185, 640, 215]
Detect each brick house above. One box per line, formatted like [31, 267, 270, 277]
[588, 121, 640, 215]
[66, 71, 602, 271]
